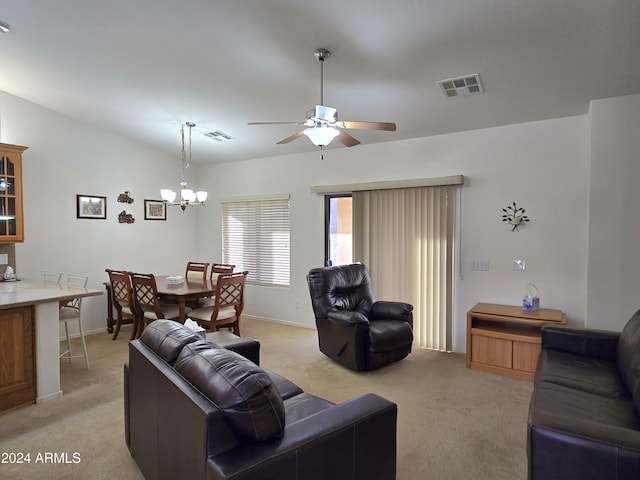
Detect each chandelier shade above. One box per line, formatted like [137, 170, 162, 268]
[161, 122, 207, 211]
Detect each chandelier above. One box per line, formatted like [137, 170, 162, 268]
[160, 122, 207, 211]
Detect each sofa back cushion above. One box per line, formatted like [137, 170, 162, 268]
[139, 319, 202, 365]
[175, 341, 285, 441]
[617, 309, 640, 410]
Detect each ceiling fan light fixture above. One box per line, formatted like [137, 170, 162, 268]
[304, 126, 339, 146]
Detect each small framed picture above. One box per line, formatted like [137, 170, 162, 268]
[76, 195, 107, 219]
[144, 199, 166, 220]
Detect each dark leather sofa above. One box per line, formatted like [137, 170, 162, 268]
[124, 319, 398, 480]
[307, 263, 414, 371]
[527, 310, 640, 479]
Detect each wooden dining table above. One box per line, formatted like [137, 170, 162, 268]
[155, 275, 216, 323]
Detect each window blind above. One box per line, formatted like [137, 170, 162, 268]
[221, 195, 290, 287]
[353, 186, 456, 351]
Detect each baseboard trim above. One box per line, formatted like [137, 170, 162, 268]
[242, 315, 316, 330]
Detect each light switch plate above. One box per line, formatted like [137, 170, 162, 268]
[470, 260, 490, 271]
[513, 259, 526, 271]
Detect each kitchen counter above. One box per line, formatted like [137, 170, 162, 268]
[0, 279, 102, 308]
[0, 279, 102, 410]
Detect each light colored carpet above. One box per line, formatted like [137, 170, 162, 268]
[0, 318, 532, 480]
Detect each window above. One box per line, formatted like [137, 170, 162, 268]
[222, 195, 290, 287]
[324, 194, 353, 266]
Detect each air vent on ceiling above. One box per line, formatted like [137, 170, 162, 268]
[438, 74, 484, 99]
[203, 130, 234, 141]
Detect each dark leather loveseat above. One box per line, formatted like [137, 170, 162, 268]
[124, 319, 398, 480]
[527, 310, 640, 479]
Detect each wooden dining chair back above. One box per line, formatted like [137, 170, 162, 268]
[186, 262, 209, 281]
[197, 263, 236, 308]
[189, 271, 248, 336]
[105, 268, 136, 340]
[59, 274, 90, 369]
[129, 272, 182, 338]
[210, 263, 235, 281]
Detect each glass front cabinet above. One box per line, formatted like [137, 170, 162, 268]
[0, 143, 28, 243]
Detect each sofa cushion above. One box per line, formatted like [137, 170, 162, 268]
[531, 381, 640, 430]
[537, 349, 628, 397]
[283, 393, 334, 425]
[175, 341, 285, 442]
[139, 319, 202, 365]
[616, 309, 640, 411]
[266, 370, 304, 400]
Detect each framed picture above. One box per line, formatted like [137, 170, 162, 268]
[144, 199, 166, 220]
[76, 195, 107, 219]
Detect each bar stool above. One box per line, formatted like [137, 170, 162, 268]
[59, 274, 90, 369]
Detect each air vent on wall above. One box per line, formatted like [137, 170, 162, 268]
[438, 74, 484, 99]
[203, 130, 235, 141]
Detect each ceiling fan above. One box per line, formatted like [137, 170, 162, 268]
[248, 48, 396, 149]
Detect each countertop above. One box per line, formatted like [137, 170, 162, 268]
[0, 279, 103, 310]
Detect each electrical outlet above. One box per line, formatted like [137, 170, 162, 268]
[470, 260, 490, 271]
[513, 259, 526, 271]
[0, 254, 7, 264]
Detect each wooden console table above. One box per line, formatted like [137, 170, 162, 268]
[466, 303, 566, 380]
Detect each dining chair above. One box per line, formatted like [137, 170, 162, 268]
[199, 263, 236, 307]
[185, 262, 210, 281]
[189, 271, 248, 335]
[129, 272, 188, 338]
[210, 263, 235, 280]
[105, 268, 136, 340]
[59, 274, 90, 369]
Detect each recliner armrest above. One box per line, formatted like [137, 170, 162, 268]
[327, 310, 369, 325]
[371, 301, 413, 323]
[541, 324, 620, 361]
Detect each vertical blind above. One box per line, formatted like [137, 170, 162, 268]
[221, 195, 290, 287]
[353, 186, 456, 351]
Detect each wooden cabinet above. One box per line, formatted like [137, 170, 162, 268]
[0, 306, 35, 412]
[0, 143, 28, 243]
[466, 303, 566, 380]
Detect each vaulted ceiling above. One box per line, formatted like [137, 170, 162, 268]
[1, 0, 639, 164]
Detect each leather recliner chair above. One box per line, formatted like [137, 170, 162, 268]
[307, 263, 414, 371]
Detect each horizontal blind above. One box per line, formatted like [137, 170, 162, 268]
[222, 197, 290, 287]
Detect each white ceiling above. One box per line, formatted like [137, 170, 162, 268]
[1, 0, 639, 165]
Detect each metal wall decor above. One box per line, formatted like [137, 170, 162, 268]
[502, 201, 530, 231]
[117, 191, 134, 203]
[118, 210, 135, 224]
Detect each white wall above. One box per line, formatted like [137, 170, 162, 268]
[197, 115, 589, 352]
[10, 86, 637, 352]
[587, 93, 640, 329]
[0, 91, 200, 336]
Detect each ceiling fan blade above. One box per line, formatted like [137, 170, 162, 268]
[277, 130, 306, 145]
[336, 130, 361, 147]
[341, 120, 397, 131]
[248, 121, 302, 126]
